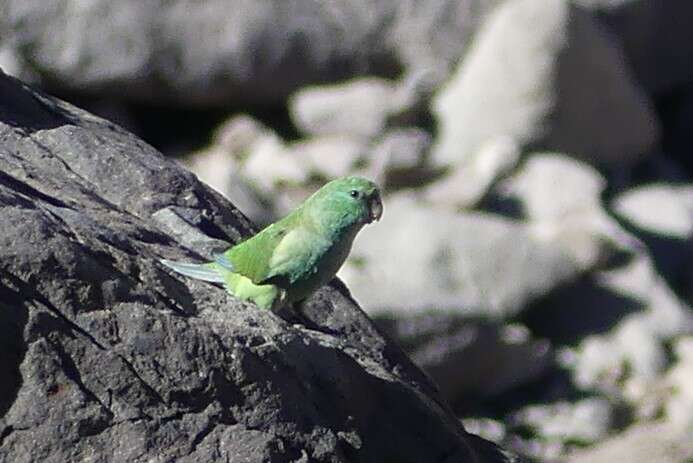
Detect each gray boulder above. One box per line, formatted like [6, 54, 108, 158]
[566, 422, 693, 463]
[432, 0, 659, 167]
[613, 184, 693, 300]
[510, 398, 614, 446]
[1, 0, 499, 107]
[376, 314, 553, 405]
[0, 72, 513, 463]
[339, 192, 581, 318]
[289, 78, 399, 139]
[502, 153, 639, 269]
[425, 136, 520, 209]
[614, 184, 693, 239]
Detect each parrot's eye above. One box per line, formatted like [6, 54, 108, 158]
[349, 190, 360, 199]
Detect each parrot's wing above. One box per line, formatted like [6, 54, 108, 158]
[225, 218, 299, 284]
[261, 226, 329, 284]
[160, 259, 225, 283]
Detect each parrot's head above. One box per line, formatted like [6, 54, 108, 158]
[311, 176, 383, 227]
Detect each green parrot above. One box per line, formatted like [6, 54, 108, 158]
[161, 176, 383, 311]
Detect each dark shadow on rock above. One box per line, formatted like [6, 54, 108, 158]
[374, 311, 553, 420]
[0, 284, 29, 418]
[302, 280, 454, 407]
[638, 232, 688, 281]
[257, 335, 484, 463]
[521, 275, 645, 344]
[0, 171, 71, 209]
[614, 216, 692, 305]
[0, 71, 77, 132]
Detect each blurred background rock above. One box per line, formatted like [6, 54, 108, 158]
[3, 0, 692, 461]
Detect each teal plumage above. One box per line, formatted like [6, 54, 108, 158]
[162, 176, 383, 310]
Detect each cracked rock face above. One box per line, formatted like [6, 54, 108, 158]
[0, 72, 513, 463]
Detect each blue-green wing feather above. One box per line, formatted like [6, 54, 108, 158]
[160, 259, 225, 283]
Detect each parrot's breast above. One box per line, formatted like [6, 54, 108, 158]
[285, 224, 361, 303]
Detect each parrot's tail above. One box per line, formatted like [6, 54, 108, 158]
[160, 259, 225, 283]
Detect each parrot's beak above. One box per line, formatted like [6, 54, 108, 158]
[367, 192, 383, 223]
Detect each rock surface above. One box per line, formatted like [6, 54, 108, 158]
[566, 422, 693, 463]
[339, 192, 581, 318]
[375, 315, 552, 406]
[1, 0, 500, 107]
[431, 0, 659, 167]
[289, 78, 399, 139]
[4, 1, 693, 460]
[0, 72, 515, 462]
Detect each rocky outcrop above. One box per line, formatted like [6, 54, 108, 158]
[5, 0, 693, 460]
[0, 72, 514, 463]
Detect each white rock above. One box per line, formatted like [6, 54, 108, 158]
[613, 184, 693, 238]
[665, 337, 693, 430]
[372, 128, 431, 173]
[183, 114, 310, 223]
[290, 135, 366, 180]
[503, 153, 640, 269]
[340, 192, 580, 317]
[240, 135, 306, 195]
[432, 0, 659, 167]
[566, 422, 693, 463]
[566, 254, 693, 398]
[512, 398, 613, 444]
[425, 136, 520, 208]
[289, 78, 397, 138]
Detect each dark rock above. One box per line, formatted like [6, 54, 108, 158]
[375, 313, 553, 409]
[0, 72, 515, 462]
[576, 0, 693, 94]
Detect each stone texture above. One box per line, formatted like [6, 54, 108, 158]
[376, 314, 552, 405]
[0, 72, 513, 463]
[371, 128, 431, 174]
[1, 0, 500, 107]
[432, 0, 659, 167]
[339, 192, 581, 318]
[502, 153, 638, 269]
[613, 184, 693, 239]
[559, 254, 693, 404]
[566, 422, 693, 463]
[510, 398, 613, 445]
[289, 78, 399, 139]
[664, 337, 693, 430]
[612, 184, 693, 301]
[425, 136, 520, 209]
